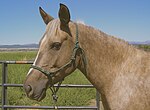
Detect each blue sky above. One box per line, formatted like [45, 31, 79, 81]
[0, 0, 150, 45]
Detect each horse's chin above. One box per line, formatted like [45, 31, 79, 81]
[29, 89, 46, 102]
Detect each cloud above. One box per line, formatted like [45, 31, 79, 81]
[76, 19, 86, 25]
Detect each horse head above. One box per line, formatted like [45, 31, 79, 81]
[23, 4, 83, 101]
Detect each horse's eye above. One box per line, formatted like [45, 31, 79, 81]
[51, 42, 61, 50]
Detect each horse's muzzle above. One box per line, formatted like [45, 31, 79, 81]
[23, 70, 49, 101]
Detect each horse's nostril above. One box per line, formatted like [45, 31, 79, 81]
[26, 85, 32, 93]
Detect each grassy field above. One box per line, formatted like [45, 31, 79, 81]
[136, 44, 150, 51]
[0, 45, 149, 109]
[0, 51, 96, 107]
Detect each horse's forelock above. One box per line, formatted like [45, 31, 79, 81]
[39, 19, 60, 45]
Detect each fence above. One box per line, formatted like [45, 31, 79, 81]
[0, 61, 101, 110]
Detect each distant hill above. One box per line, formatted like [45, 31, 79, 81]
[0, 41, 149, 49]
[0, 44, 38, 48]
[129, 40, 150, 45]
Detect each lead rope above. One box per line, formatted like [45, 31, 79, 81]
[50, 80, 63, 109]
[48, 77, 58, 109]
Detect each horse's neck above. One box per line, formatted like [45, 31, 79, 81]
[71, 23, 149, 110]
[76, 23, 135, 93]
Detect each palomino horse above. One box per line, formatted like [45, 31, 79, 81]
[24, 4, 150, 110]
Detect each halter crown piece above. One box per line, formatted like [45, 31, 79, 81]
[30, 23, 87, 108]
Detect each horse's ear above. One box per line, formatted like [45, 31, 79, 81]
[39, 7, 53, 25]
[59, 3, 70, 26]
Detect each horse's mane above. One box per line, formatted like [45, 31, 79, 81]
[77, 22, 131, 48]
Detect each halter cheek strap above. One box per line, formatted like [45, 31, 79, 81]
[30, 23, 87, 78]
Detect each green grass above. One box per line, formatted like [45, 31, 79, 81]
[0, 51, 96, 107]
[134, 44, 150, 52]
